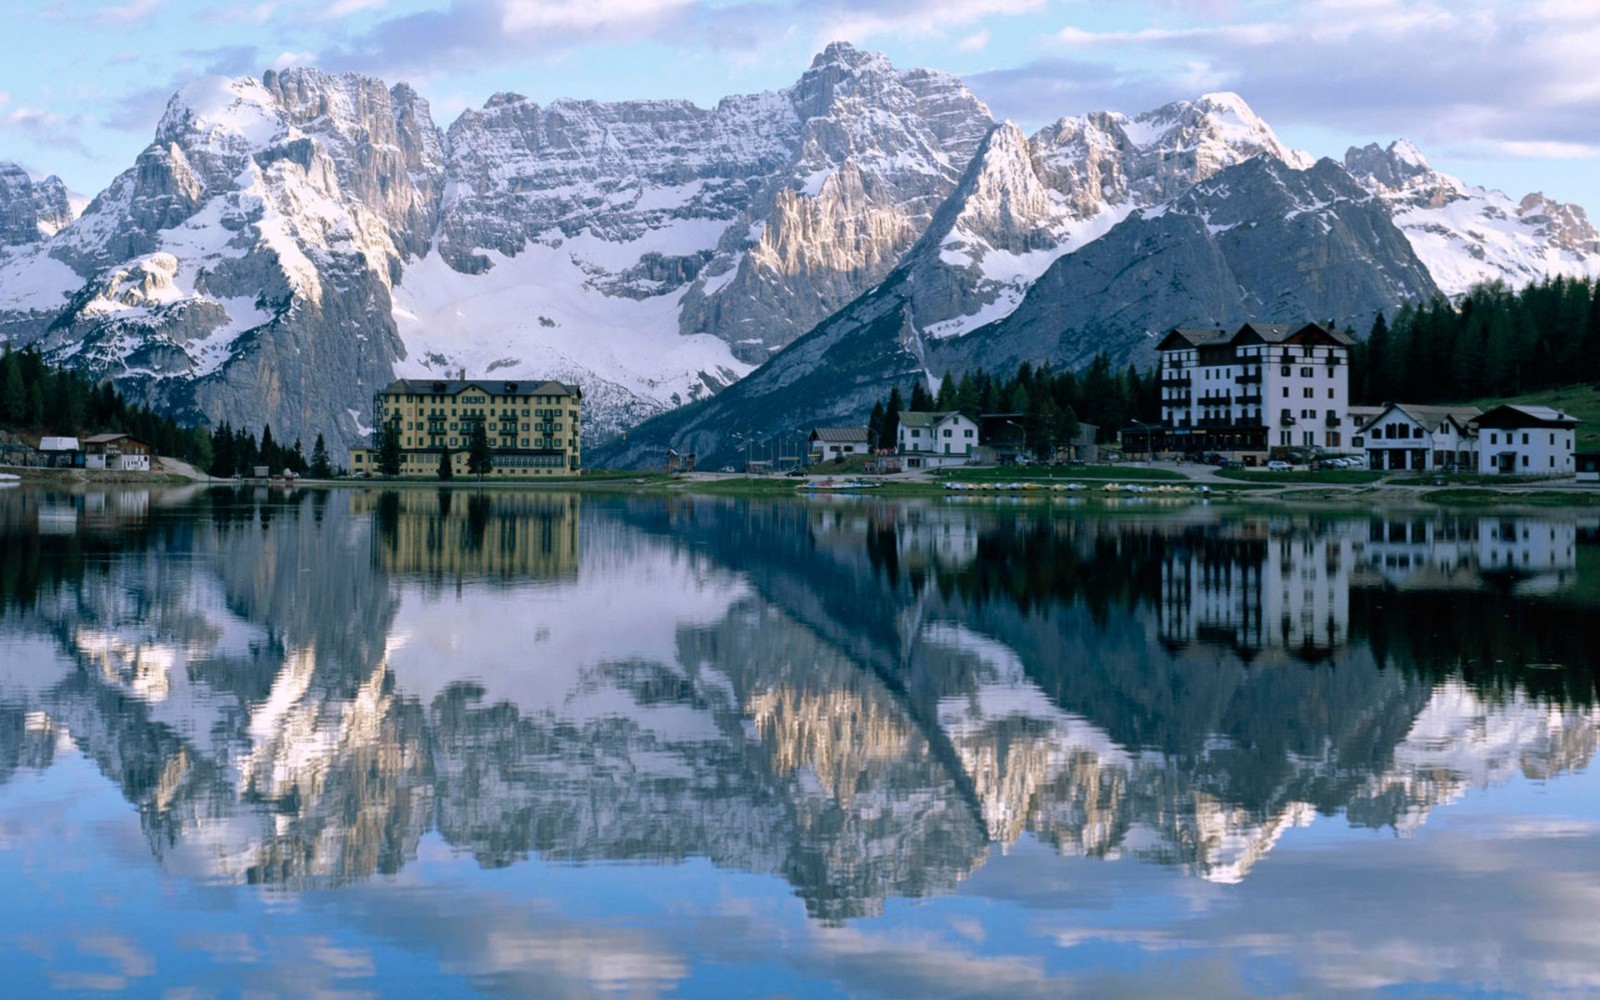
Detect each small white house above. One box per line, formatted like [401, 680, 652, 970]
[898, 411, 980, 468]
[1475, 405, 1580, 476]
[809, 426, 872, 459]
[1360, 404, 1481, 471]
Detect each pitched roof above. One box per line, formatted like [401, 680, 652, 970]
[1375, 403, 1483, 432]
[1158, 321, 1353, 351]
[1475, 404, 1582, 428]
[1157, 327, 1230, 350]
[810, 426, 870, 443]
[381, 378, 580, 398]
[82, 432, 147, 445]
[897, 410, 965, 428]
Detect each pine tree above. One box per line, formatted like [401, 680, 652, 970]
[909, 380, 933, 412]
[467, 422, 492, 478]
[0, 355, 23, 426]
[259, 425, 277, 472]
[208, 422, 236, 478]
[310, 433, 332, 478]
[437, 448, 453, 480]
[378, 413, 402, 477]
[882, 387, 903, 453]
[866, 401, 885, 453]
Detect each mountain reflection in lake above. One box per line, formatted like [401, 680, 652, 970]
[1, 486, 1598, 997]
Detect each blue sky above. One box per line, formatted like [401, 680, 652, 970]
[6, 0, 1600, 212]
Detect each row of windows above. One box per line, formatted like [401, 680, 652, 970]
[904, 428, 976, 438]
[1486, 431, 1567, 446]
[403, 421, 563, 433]
[398, 393, 572, 406]
[386, 406, 578, 420]
[404, 437, 575, 449]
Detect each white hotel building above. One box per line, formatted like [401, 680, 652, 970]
[1151, 322, 1354, 460]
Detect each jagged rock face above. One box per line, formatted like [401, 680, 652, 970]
[673, 43, 993, 362]
[6, 70, 443, 456]
[438, 91, 797, 278]
[940, 156, 1439, 374]
[1034, 93, 1315, 220]
[0, 163, 72, 246]
[597, 154, 1438, 469]
[1344, 139, 1600, 295]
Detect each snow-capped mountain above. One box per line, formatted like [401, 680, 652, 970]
[0, 69, 441, 451]
[0, 45, 1593, 461]
[1344, 139, 1600, 295]
[600, 153, 1438, 469]
[0, 164, 73, 248]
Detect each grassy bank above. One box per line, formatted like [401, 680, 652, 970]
[941, 464, 1189, 483]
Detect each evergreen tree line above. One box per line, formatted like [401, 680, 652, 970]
[1352, 277, 1600, 404]
[1, 344, 336, 478]
[866, 353, 1160, 460]
[205, 421, 332, 479]
[1, 344, 210, 464]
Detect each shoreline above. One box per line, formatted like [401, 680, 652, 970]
[7, 463, 1598, 509]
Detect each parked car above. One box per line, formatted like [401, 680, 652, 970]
[1220, 459, 1246, 470]
[1343, 454, 1367, 468]
[1266, 460, 1292, 471]
[1316, 458, 1345, 470]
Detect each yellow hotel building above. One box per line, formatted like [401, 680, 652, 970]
[350, 378, 582, 478]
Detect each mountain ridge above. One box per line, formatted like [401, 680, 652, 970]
[0, 45, 1594, 463]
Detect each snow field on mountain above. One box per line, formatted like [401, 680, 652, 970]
[391, 239, 753, 410]
[0, 248, 80, 312]
[1393, 194, 1600, 296]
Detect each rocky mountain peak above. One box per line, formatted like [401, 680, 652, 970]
[1031, 91, 1312, 222]
[0, 163, 73, 246]
[1342, 139, 1445, 195]
[1342, 138, 1600, 294]
[1133, 92, 1313, 170]
[1516, 192, 1600, 254]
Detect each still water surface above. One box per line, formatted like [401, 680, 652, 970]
[1, 485, 1598, 997]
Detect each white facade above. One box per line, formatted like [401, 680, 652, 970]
[1475, 405, 1579, 476]
[1158, 323, 1352, 457]
[1360, 405, 1481, 472]
[1159, 522, 1355, 660]
[898, 411, 979, 467]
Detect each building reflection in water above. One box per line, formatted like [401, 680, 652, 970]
[352, 489, 580, 584]
[1, 489, 1598, 913]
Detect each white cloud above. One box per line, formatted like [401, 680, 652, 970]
[982, 0, 1600, 167]
[1495, 140, 1600, 159]
[90, 0, 165, 27]
[957, 28, 991, 52]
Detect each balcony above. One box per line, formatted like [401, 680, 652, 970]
[1237, 393, 1263, 405]
[1198, 417, 1237, 429]
[1198, 394, 1233, 407]
[1234, 371, 1262, 385]
[1280, 410, 1296, 426]
[1325, 412, 1342, 427]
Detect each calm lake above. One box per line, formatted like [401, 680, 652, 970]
[1, 484, 1598, 997]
